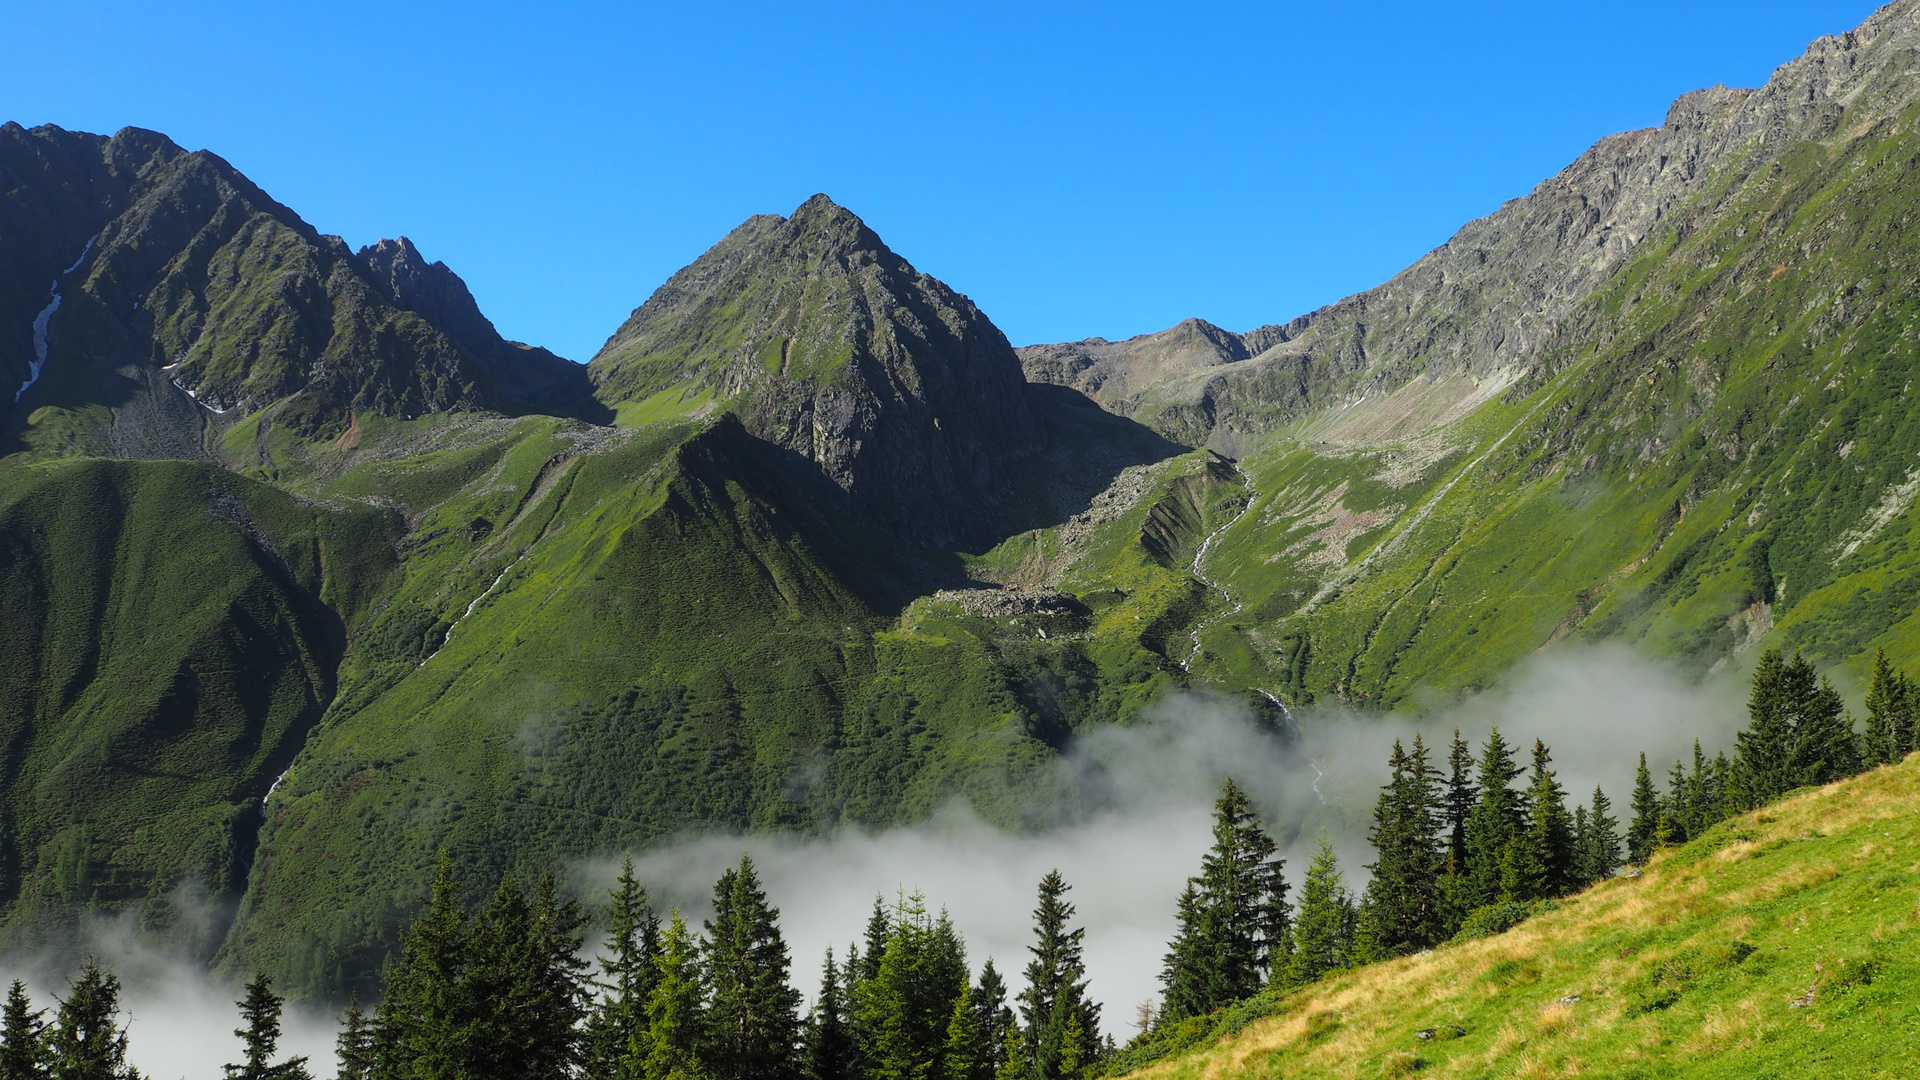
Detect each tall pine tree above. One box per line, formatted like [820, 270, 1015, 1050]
[1361, 737, 1443, 955]
[45, 960, 135, 1080]
[224, 973, 310, 1080]
[1, 980, 47, 1080]
[372, 853, 469, 1080]
[1627, 754, 1661, 864]
[1516, 740, 1573, 900]
[702, 856, 802, 1080]
[1460, 728, 1526, 912]
[802, 949, 851, 1080]
[1016, 872, 1100, 1080]
[334, 995, 372, 1080]
[635, 914, 707, 1080]
[854, 895, 969, 1080]
[1159, 779, 1291, 1020]
[1732, 649, 1795, 807]
[589, 857, 663, 1080]
[1578, 787, 1621, 886]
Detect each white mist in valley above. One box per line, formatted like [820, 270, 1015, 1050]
[1, 642, 1755, 1071]
[593, 642, 1755, 1040]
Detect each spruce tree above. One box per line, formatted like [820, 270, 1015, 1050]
[225, 973, 311, 1080]
[334, 995, 373, 1080]
[1283, 835, 1353, 987]
[635, 914, 707, 1080]
[702, 855, 802, 1080]
[1361, 737, 1443, 955]
[1519, 740, 1574, 899]
[46, 959, 135, 1080]
[802, 949, 851, 1080]
[1569, 806, 1591, 888]
[590, 857, 663, 1080]
[1158, 779, 1291, 1020]
[1017, 872, 1100, 1080]
[1583, 787, 1621, 884]
[1, 980, 47, 1080]
[942, 982, 981, 1080]
[1442, 730, 1477, 873]
[1461, 728, 1526, 911]
[969, 962, 1014, 1080]
[854, 895, 969, 1080]
[1864, 649, 1898, 767]
[1790, 667, 1859, 785]
[1627, 754, 1660, 864]
[858, 899, 890, 984]
[373, 853, 469, 1079]
[1732, 648, 1794, 807]
[1664, 759, 1691, 847]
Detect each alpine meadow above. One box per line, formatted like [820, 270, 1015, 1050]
[7, 2, 1920, 1078]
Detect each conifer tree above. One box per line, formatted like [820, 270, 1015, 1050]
[1570, 805, 1591, 885]
[1518, 740, 1574, 899]
[1017, 872, 1100, 1080]
[802, 949, 851, 1080]
[969, 962, 1014, 1080]
[855, 895, 969, 1080]
[334, 995, 372, 1080]
[942, 982, 980, 1080]
[1627, 754, 1660, 864]
[224, 974, 311, 1080]
[1581, 787, 1621, 885]
[858, 899, 890, 984]
[1361, 737, 1442, 955]
[1283, 835, 1353, 987]
[1790, 667, 1858, 786]
[2, 980, 47, 1080]
[373, 853, 469, 1079]
[1732, 649, 1794, 807]
[702, 856, 801, 1080]
[590, 857, 663, 1080]
[635, 914, 707, 1080]
[1442, 730, 1477, 873]
[458, 875, 590, 1080]
[1159, 779, 1291, 1020]
[46, 960, 136, 1080]
[1461, 728, 1526, 911]
[1663, 758, 1691, 847]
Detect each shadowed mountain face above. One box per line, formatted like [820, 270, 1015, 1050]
[0, 123, 598, 457]
[590, 194, 1043, 548]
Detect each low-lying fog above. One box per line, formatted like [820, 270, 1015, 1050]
[5, 643, 1754, 1076]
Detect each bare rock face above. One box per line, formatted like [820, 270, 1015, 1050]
[1022, 0, 1920, 445]
[589, 194, 1040, 548]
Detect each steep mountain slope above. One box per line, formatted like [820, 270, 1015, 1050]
[1119, 752, 1920, 1079]
[998, 0, 1920, 708]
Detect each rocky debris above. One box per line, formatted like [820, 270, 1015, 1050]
[1414, 1025, 1466, 1041]
[929, 586, 1078, 617]
[1558, 994, 1582, 1005]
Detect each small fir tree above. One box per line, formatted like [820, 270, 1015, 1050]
[1582, 787, 1621, 884]
[1732, 649, 1795, 807]
[1361, 737, 1443, 955]
[333, 994, 372, 1080]
[1519, 740, 1574, 898]
[1, 979, 47, 1080]
[45, 959, 136, 1080]
[1159, 779, 1290, 1020]
[969, 961, 1014, 1080]
[802, 949, 852, 1080]
[1017, 872, 1100, 1080]
[224, 974, 310, 1080]
[1626, 754, 1661, 864]
[589, 857, 663, 1080]
[1284, 835, 1353, 987]
[635, 914, 707, 1080]
[1461, 728, 1527, 911]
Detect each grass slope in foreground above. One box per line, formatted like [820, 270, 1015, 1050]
[1124, 753, 1920, 1079]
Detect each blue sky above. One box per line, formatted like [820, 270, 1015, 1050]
[1, 1, 1885, 360]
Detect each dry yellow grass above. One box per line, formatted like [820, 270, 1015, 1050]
[1120, 754, 1920, 1079]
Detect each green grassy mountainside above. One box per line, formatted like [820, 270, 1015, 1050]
[9, 2, 1920, 1003]
[1120, 749, 1920, 1080]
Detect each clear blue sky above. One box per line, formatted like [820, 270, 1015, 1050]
[1, 1, 1886, 360]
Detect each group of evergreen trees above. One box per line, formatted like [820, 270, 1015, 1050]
[342, 853, 1107, 1080]
[1143, 645, 1910, 1039]
[0, 963, 311, 1080]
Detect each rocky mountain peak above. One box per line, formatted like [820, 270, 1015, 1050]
[589, 194, 1039, 548]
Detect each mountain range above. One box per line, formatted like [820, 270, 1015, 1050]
[7, 0, 1920, 1000]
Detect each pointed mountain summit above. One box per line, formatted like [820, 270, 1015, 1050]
[589, 194, 1040, 548]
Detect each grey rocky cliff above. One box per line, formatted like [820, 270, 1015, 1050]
[1021, 0, 1920, 446]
